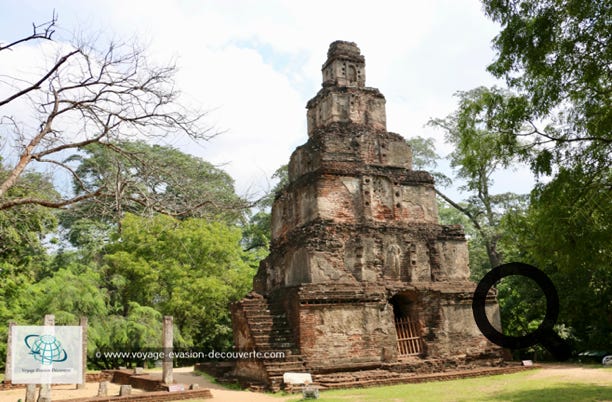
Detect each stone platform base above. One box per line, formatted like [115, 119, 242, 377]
[57, 388, 213, 401]
[312, 362, 534, 390]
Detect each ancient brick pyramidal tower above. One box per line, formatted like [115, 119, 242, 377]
[231, 41, 502, 390]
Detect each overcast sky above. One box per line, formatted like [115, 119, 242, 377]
[1, 0, 536, 202]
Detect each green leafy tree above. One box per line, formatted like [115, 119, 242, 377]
[0, 164, 59, 367]
[102, 213, 255, 350]
[483, 0, 610, 174]
[428, 88, 526, 270]
[479, 0, 611, 350]
[500, 167, 611, 349]
[93, 302, 165, 368]
[0, 164, 58, 274]
[407, 136, 451, 187]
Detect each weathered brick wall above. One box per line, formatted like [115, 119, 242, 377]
[230, 298, 269, 384]
[230, 301, 256, 351]
[307, 87, 387, 134]
[298, 302, 396, 370]
[258, 220, 473, 294]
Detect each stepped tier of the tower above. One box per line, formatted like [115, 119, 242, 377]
[254, 121, 469, 294]
[306, 87, 386, 135]
[254, 220, 470, 294]
[274, 123, 430, 239]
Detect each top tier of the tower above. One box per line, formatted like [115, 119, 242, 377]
[306, 41, 386, 136]
[322, 41, 366, 88]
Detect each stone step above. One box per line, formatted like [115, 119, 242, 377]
[243, 315, 288, 323]
[265, 363, 307, 371]
[253, 340, 295, 348]
[261, 353, 303, 362]
[250, 325, 293, 332]
[250, 331, 294, 339]
[267, 341, 296, 348]
[247, 322, 291, 330]
[249, 321, 292, 329]
[263, 361, 307, 369]
[243, 311, 287, 318]
[256, 347, 300, 355]
[249, 325, 292, 333]
[253, 346, 298, 354]
[240, 300, 269, 309]
[242, 306, 270, 314]
[253, 334, 293, 342]
[265, 367, 308, 376]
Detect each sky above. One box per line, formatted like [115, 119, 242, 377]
[0, 0, 537, 202]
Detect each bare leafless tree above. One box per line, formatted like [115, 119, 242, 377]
[0, 15, 219, 214]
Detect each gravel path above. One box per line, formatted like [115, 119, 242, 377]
[149, 367, 297, 402]
[0, 367, 298, 402]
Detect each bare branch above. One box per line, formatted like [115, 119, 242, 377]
[0, 50, 80, 107]
[31, 156, 89, 192]
[0, 11, 57, 51]
[0, 188, 103, 211]
[435, 188, 482, 231]
[0, 89, 60, 198]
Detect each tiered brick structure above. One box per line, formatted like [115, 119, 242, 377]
[230, 41, 502, 391]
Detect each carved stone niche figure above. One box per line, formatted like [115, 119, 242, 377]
[385, 243, 402, 279]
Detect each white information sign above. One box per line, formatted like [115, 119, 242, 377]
[283, 372, 313, 385]
[11, 326, 82, 384]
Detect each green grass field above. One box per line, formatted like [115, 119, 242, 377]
[276, 368, 612, 402]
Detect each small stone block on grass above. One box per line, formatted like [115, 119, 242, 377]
[168, 383, 185, 392]
[119, 384, 131, 396]
[283, 372, 313, 385]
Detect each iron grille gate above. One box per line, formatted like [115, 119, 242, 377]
[395, 316, 423, 356]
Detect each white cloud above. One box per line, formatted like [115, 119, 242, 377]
[1, 0, 536, 201]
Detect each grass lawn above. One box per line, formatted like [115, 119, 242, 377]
[282, 368, 612, 402]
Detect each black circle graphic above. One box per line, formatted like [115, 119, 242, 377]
[472, 262, 571, 360]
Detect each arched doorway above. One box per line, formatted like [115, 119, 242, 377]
[390, 292, 423, 357]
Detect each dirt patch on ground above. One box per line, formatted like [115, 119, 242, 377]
[149, 367, 293, 402]
[527, 363, 612, 385]
[0, 382, 144, 401]
[0, 367, 294, 402]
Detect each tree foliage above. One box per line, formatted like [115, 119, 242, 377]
[407, 136, 451, 187]
[0, 164, 58, 273]
[477, 0, 611, 350]
[241, 164, 289, 255]
[484, 0, 610, 143]
[428, 88, 527, 270]
[500, 166, 611, 348]
[102, 213, 255, 350]
[64, 140, 246, 226]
